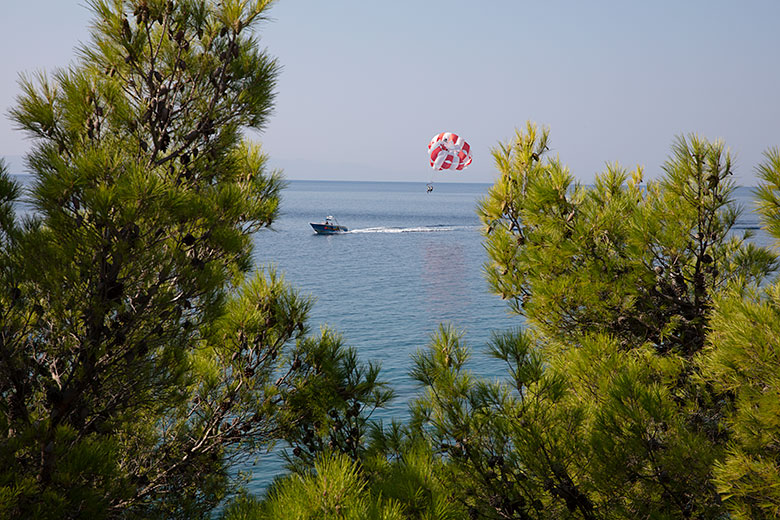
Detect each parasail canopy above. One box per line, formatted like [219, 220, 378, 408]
[428, 132, 472, 171]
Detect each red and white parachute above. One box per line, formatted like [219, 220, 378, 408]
[428, 132, 472, 171]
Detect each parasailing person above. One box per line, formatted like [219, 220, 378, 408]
[427, 131, 472, 191]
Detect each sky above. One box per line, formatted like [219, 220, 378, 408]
[1, 1, 779, 185]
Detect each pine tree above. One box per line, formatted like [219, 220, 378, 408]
[404, 124, 778, 518]
[0, 1, 362, 517]
[276, 327, 395, 471]
[222, 452, 406, 520]
[478, 123, 774, 356]
[696, 147, 780, 519]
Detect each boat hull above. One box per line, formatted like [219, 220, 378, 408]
[310, 223, 348, 235]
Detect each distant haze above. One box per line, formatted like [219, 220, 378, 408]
[2, 1, 779, 185]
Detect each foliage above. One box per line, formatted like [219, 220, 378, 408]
[276, 327, 395, 470]
[694, 147, 780, 519]
[478, 123, 775, 356]
[7, 2, 780, 513]
[221, 436, 464, 520]
[698, 284, 780, 519]
[409, 325, 729, 519]
[230, 126, 780, 520]
[400, 124, 780, 519]
[222, 452, 404, 520]
[361, 438, 466, 520]
[0, 0, 362, 518]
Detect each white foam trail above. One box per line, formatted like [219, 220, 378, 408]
[347, 225, 478, 234]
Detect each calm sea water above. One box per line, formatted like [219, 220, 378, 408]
[252, 181, 519, 419]
[243, 180, 520, 492]
[254, 182, 773, 411]
[243, 181, 774, 493]
[8, 175, 774, 496]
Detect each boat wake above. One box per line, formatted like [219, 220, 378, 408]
[347, 225, 478, 234]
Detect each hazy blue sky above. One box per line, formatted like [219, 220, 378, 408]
[2, 1, 779, 185]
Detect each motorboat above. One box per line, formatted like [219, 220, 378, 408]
[310, 215, 348, 235]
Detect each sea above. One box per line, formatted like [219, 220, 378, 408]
[243, 180, 773, 494]
[7, 175, 775, 497]
[252, 181, 520, 419]
[241, 180, 523, 493]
